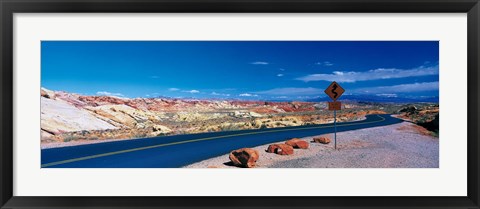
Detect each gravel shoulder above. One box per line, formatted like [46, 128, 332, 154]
[184, 121, 439, 168]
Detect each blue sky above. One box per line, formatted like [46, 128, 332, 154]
[41, 41, 439, 101]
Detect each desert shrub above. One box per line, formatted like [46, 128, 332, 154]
[221, 124, 241, 131]
[156, 133, 167, 137]
[133, 133, 147, 138]
[41, 137, 57, 143]
[417, 114, 439, 134]
[63, 135, 79, 142]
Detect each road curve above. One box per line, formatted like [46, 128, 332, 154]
[41, 114, 403, 168]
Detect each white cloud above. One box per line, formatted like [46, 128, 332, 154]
[354, 82, 439, 94]
[279, 68, 285, 71]
[251, 61, 269, 65]
[239, 93, 258, 97]
[277, 74, 284, 77]
[183, 90, 200, 93]
[297, 65, 438, 83]
[168, 88, 180, 91]
[376, 93, 397, 97]
[315, 61, 333, 66]
[256, 87, 323, 96]
[211, 92, 230, 96]
[297, 95, 321, 99]
[96, 91, 124, 97]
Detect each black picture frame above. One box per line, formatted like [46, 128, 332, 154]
[1, 0, 479, 208]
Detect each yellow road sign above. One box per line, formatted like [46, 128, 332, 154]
[324, 81, 345, 101]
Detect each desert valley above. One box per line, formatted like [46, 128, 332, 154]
[41, 87, 439, 150]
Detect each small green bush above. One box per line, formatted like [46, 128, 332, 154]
[63, 136, 78, 142]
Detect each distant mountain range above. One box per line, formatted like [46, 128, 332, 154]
[163, 94, 439, 103]
[306, 95, 439, 103]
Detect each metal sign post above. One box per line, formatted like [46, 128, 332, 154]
[334, 109, 337, 150]
[324, 81, 344, 150]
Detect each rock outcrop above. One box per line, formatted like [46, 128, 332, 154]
[150, 124, 173, 136]
[285, 138, 309, 149]
[41, 97, 117, 135]
[313, 136, 331, 144]
[398, 105, 418, 115]
[229, 148, 260, 168]
[266, 144, 294, 155]
[40, 87, 397, 145]
[41, 88, 56, 99]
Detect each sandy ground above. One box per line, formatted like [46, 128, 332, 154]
[41, 137, 143, 149]
[184, 122, 439, 168]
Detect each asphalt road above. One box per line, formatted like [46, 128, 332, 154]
[41, 114, 403, 168]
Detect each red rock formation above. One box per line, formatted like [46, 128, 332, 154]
[266, 144, 294, 155]
[251, 107, 279, 114]
[78, 95, 127, 106]
[229, 148, 260, 168]
[285, 138, 309, 149]
[41, 87, 392, 146]
[313, 136, 331, 144]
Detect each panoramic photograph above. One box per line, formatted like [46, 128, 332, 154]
[40, 41, 439, 168]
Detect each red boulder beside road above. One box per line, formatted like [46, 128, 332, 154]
[266, 144, 294, 155]
[229, 148, 260, 168]
[313, 136, 331, 144]
[285, 138, 309, 149]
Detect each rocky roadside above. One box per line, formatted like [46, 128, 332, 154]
[184, 121, 439, 168]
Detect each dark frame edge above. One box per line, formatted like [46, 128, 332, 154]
[0, 0, 14, 208]
[0, 0, 479, 13]
[1, 0, 480, 209]
[468, 1, 480, 207]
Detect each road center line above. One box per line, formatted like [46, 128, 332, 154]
[41, 115, 385, 168]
